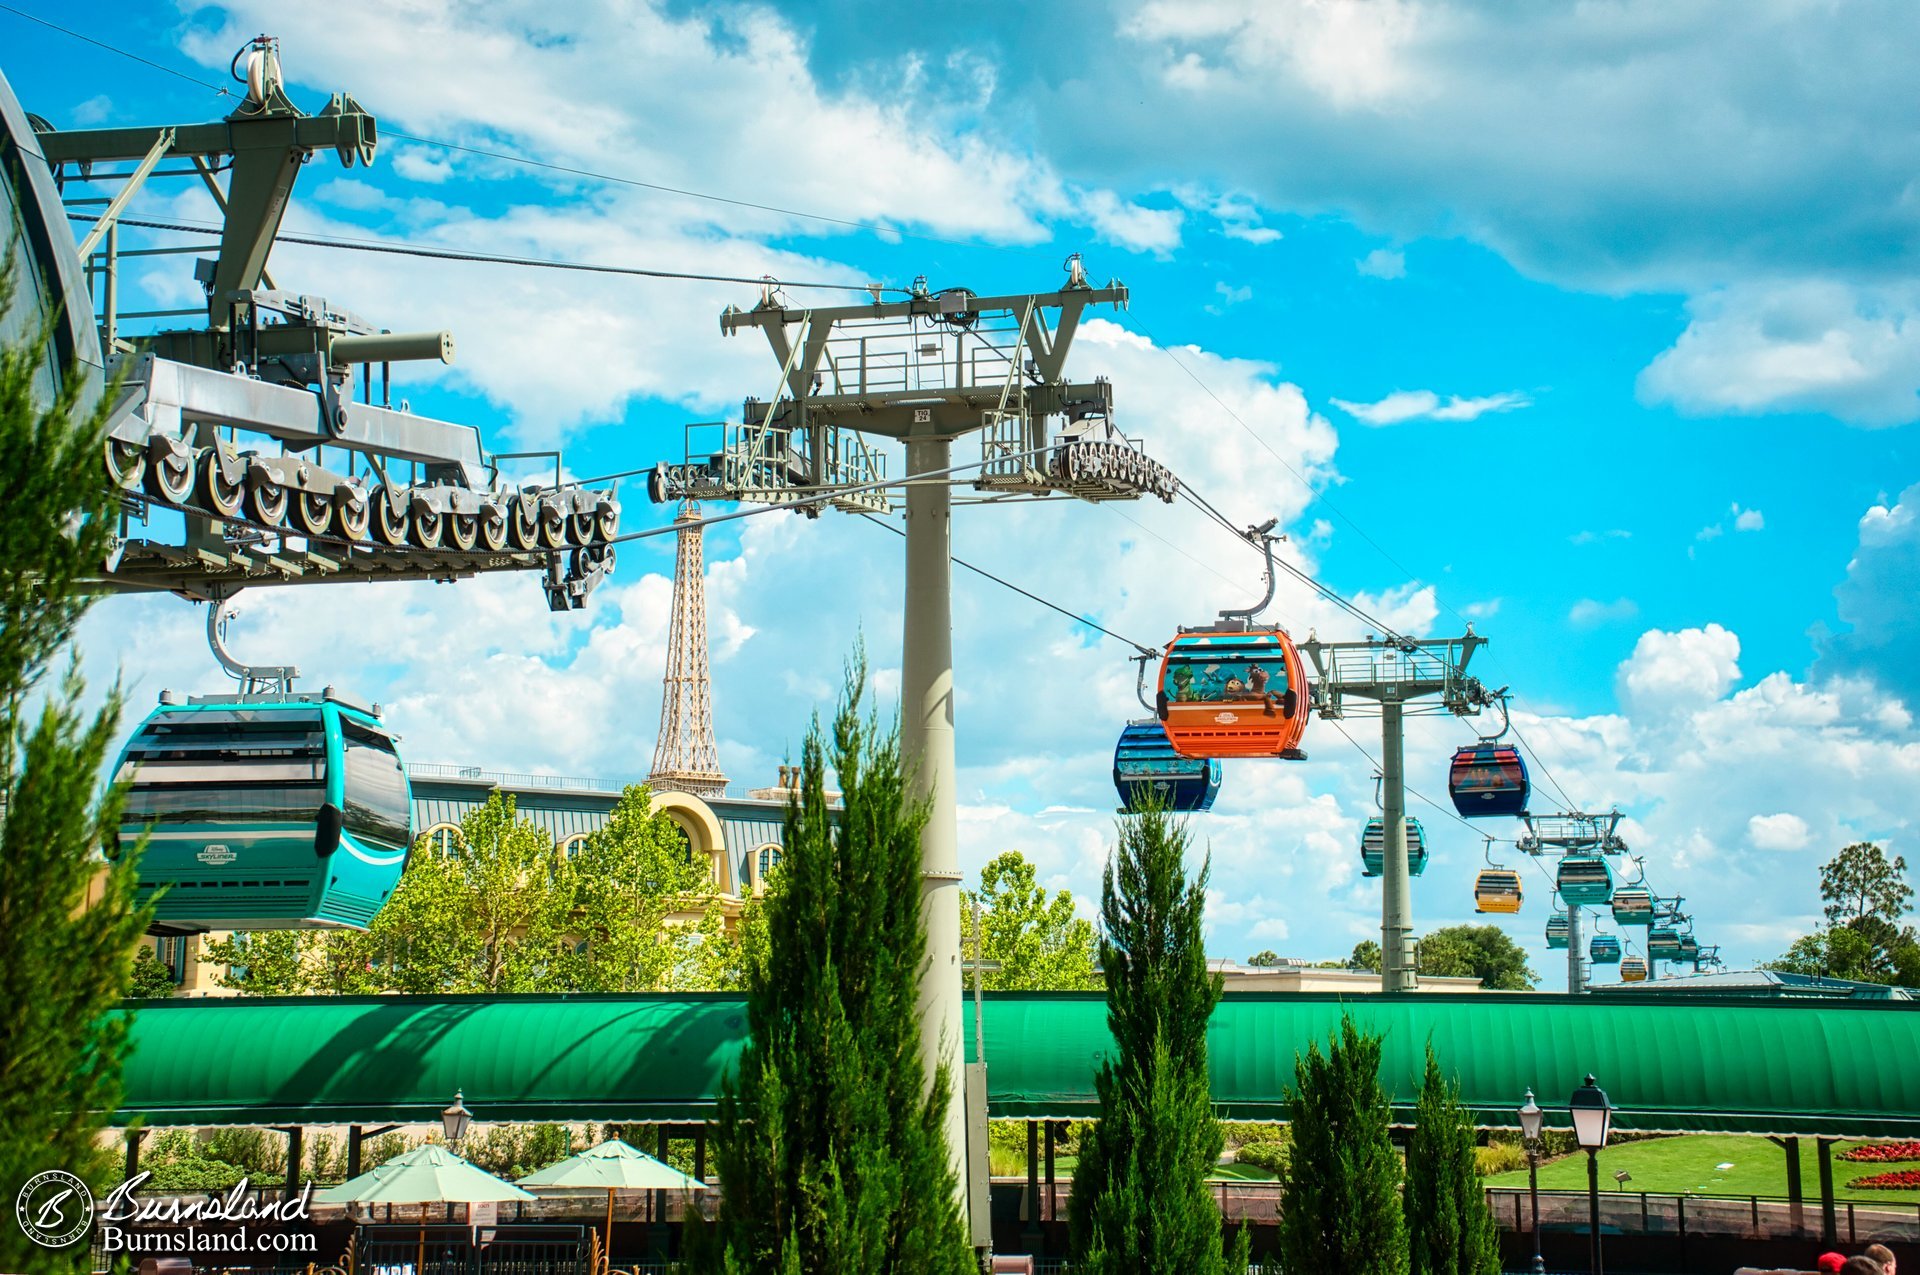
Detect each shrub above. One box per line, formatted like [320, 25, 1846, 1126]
[1235, 1141, 1291, 1176]
[1474, 1143, 1527, 1176]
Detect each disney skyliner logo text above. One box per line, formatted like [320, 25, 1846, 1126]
[14, 1169, 319, 1256]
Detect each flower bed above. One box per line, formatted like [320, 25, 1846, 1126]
[1840, 1142, 1920, 1163]
[1848, 1168, 1920, 1190]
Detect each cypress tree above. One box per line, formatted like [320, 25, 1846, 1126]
[1277, 1015, 1408, 1275]
[1404, 1046, 1501, 1275]
[0, 261, 152, 1275]
[697, 663, 972, 1274]
[1068, 807, 1248, 1273]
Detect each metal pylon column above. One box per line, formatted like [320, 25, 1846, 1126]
[901, 436, 969, 1215]
[1380, 697, 1416, 994]
[1568, 906, 1587, 994]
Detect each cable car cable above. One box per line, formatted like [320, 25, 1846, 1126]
[65, 213, 897, 295]
[854, 512, 1158, 658]
[1119, 308, 1472, 633]
[0, 4, 1040, 261]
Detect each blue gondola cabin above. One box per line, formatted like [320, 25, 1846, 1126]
[1112, 720, 1224, 813]
[1448, 743, 1529, 818]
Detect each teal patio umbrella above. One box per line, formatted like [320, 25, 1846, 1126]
[519, 1139, 704, 1265]
[317, 1143, 536, 1271]
[317, 1143, 538, 1206]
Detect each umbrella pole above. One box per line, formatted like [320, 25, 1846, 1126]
[604, 1187, 615, 1275]
[416, 1223, 425, 1275]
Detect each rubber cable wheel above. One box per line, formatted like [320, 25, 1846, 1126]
[371, 493, 411, 547]
[509, 496, 541, 550]
[199, 452, 243, 516]
[295, 491, 333, 537]
[246, 479, 289, 528]
[104, 439, 147, 491]
[477, 502, 509, 552]
[447, 513, 478, 552]
[334, 491, 371, 542]
[411, 505, 444, 548]
[538, 499, 569, 549]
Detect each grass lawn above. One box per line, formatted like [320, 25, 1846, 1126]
[1484, 1135, 1920, 1204]
[1210, 1163, 1278, 1181]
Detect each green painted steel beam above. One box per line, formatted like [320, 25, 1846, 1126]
[109, 991, 1920, 1137]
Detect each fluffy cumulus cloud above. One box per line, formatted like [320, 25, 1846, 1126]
[1821, 482, 1920, 709]
[1618, 623, 1741, 711]
[1331, 389, 1530, 425]
[1638, 283, 1920, 426]
[932, 0, 1920, 425]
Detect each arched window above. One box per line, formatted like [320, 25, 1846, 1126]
[558, 833, 590, 859]
[421, 822, 466, 856]
[750, 843, 784, 894]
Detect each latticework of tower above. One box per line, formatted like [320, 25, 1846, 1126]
[649, 501, 729, 798]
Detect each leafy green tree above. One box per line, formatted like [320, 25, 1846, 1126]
[1415, 925, 1538, 990]
[1404, 1046, 1500, 1275]
[1766, 842, 1920, 986]
[1247, 949, 1281, 967]
[1277, 1015, 1408, 1275]
[698, 665, 972, 1274]
[1068, 809, 1248, 1273]
[127, 948, 180, 999]
[1350, 939, 1384, 972]
[563, 784, 714, 991]
[1821, 842, 1912, 927]
[0, 263, 153, 1275]
[206, 785, 741, 994]
[961, 849, 1100, 990]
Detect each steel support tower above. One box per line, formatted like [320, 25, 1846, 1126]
[1301, 632, 1493, 994]
[650, 265, 1173, 1241]
[1518, 810, 1627, 994]
[649, 501, 729, 798]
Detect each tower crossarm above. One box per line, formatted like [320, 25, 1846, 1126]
[15, 39, 619, 610]
[1297, 631, 1488, 720]
[652, 266, 1176, 510]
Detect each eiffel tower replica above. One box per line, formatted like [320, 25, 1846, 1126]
[648, 502, 730, 798]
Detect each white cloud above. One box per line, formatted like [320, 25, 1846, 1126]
[1748, 813, 1810, 851]
[1570, 529, 1631, 545]
[1569, 597, 1638, 627]
[1618, 623, 1741, 710]
[1331, 388, 1530, 425]
[1356, 247, 1406, 279]
[1734, 505, 1765, 532]
[1076, 189, 1186, 254]
[1639, 282, 1920, 426]
[389, 146, 454, 184]
[187, 0, 1169, 251]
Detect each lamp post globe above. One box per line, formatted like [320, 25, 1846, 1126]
[1569, 1074, 1613, 1150]
[1519, 1088, 1546, 1275]
[1568, 1074, 1613, 1275]
[442, 1091, 473, 1150]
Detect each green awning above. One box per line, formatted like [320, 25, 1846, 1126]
[112, 991, 1920, 1138]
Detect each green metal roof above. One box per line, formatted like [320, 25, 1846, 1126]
[113, 991, 1920, 1138]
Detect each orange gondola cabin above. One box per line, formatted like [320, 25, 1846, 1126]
[1156, 627, 1309, 759]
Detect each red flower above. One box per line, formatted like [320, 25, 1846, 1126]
[1848, 1168, 1920, 1190]
[1840, 1142, 1920, 1164]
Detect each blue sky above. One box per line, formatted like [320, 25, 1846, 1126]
[15, 0, 1920, 988]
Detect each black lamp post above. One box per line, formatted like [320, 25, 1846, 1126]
[1518, 1088, 1546, 1275]
[442, 1090, 473, 1153]
[1569, 1074, 1614, 1275]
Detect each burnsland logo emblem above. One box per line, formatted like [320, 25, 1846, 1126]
[197, 844, 236, 866]
[15, 1170, 95, 1249]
